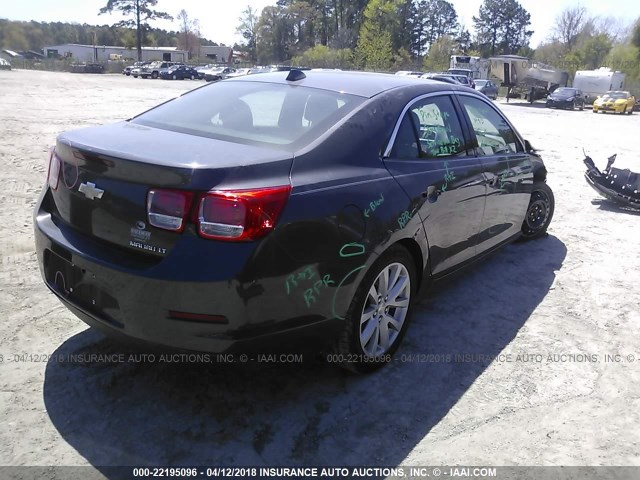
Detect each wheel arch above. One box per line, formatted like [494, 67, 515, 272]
[333, 235, 428, 320]
[395, 237, 427, 292]
[532, 157, 548, 183]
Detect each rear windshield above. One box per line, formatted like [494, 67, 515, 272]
[131, 81, 364, 150]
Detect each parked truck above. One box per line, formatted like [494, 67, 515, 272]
[573, 68, 626, 103]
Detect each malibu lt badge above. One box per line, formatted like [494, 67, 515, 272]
[78, 182, 104, 200]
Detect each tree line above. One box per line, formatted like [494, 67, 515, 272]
[1, 0, 639, 84]
[0, 18, 217, 59]
[237, 0, 533, 69]
[235, 0, 640, 84]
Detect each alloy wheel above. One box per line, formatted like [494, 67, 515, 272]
[359, 262, 411, 356]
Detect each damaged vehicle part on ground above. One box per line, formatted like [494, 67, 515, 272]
[583, 151, 640, 211]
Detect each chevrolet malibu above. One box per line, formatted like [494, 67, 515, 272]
[34, 71, 554, 372]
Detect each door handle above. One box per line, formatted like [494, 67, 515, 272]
[422, 185, 441, 202]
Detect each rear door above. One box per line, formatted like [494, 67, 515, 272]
[383, 93, 487, 275]
[455, 94, 533, 253]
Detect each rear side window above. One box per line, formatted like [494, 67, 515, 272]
[458, 96, 523, 155]
[131, 82, 363, 149]
[390, 95, 467, 159]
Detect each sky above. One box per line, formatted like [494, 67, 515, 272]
[1, 0, 638, 48]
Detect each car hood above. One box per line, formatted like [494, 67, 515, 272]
[595, 98, 626, 105]
[549, 93, 575, 100]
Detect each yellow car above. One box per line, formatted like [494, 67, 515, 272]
[592, 91, 636, 114]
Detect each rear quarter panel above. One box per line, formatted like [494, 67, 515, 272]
[277, 90, 430, 322]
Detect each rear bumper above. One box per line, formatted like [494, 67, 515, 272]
[33, 190, 342, 354]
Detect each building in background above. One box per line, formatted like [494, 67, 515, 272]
[42, 44, 187, 63]
[199, 46, 233, 64]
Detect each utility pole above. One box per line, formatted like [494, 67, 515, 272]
[93, 31, 98, 63]
[136, 0, 142, 62]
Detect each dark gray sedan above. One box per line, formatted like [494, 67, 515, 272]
[546, 87, 585, 110]
[34, 70, 553, 372]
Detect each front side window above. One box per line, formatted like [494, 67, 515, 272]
[458, 96, 522, 155]
[390, 95, 467, 159]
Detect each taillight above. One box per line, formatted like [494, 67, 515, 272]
[147, 189, 194, 232]
[197, 185, 291, 241]
[47, 147, 60, 190]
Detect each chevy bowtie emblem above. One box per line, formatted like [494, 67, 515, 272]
[78, 182, 105, 200]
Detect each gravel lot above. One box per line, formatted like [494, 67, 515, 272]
[1, 70, 639, 475]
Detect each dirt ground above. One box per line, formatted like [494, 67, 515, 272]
[1, 69, 639, 474]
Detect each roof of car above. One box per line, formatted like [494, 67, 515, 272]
[230, 70, 463, 98]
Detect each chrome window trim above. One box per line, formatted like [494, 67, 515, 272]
[382, 90, 455, 158]
[383, 90, 526, 158]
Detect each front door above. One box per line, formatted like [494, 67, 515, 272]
[456, 94, 533, 253]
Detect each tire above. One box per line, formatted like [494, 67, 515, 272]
[172, 74, 177, 80]
[520, 182, 555, 240]
[152, 72, 158, 79]
[190, 74, 195, 80]
[333, 245, 417, 373]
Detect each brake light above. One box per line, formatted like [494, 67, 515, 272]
[47, 147, 60, 190]
[197, 185, 291, 241]
[147, 189, 194, 232]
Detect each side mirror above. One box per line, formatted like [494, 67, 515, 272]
[524, 139, 535, 152]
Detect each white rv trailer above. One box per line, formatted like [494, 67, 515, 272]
[573, 68, 626, 103]
[449, 55, 489, 80]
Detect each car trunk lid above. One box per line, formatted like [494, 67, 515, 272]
[49, 122, 292, 257]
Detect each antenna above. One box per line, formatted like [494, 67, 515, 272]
[286, 69, 306, 81]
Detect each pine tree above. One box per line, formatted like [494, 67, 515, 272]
[99, 0, 172, 61]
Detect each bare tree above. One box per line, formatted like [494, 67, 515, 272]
[553, 6, 586, 51]
[236, 5, 259, 62]
[593, 16, 627, 43]
[177, 9, 200, 58]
